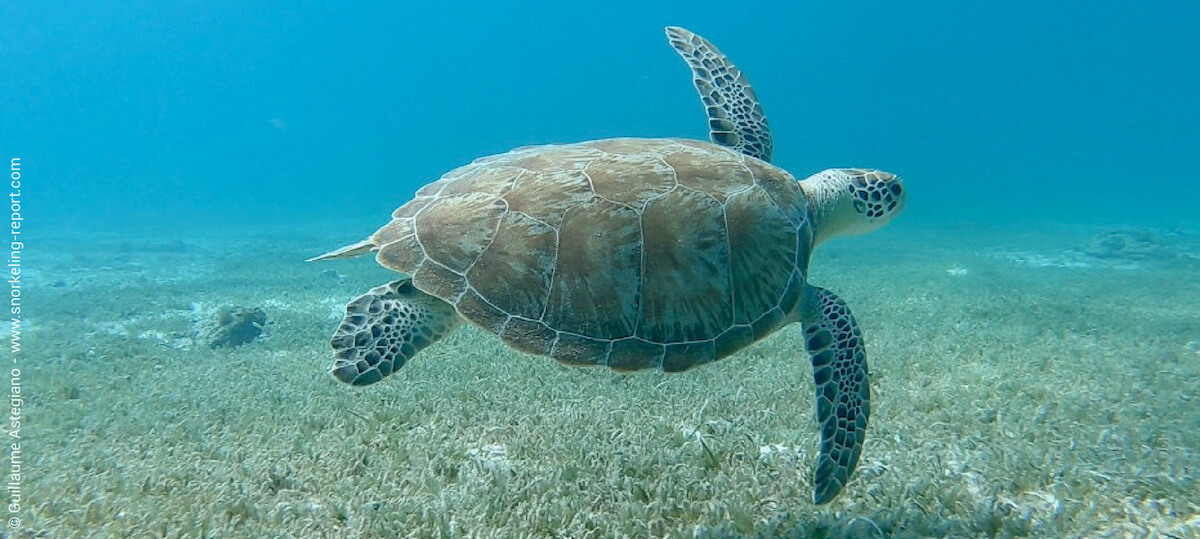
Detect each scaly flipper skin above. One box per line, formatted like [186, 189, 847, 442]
[665, 26, 773, 162]
[799, 284, 870, 504]
[330, 279, 461, 386]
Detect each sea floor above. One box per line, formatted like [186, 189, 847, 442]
[13, 219, 1200, 538]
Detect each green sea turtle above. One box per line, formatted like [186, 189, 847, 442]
[310, 26, 906, 504]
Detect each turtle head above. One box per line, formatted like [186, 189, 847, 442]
[800, 168, 905, 245]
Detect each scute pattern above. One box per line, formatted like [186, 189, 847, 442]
[505, 144, 603, 172]
[663, 143, 756, 202]
[551, 332, 612, 366]
[741, 157, 807, 228]
[372, 138, 811, 371]
[506, 171, 593, 228]
[725, 188, 798, 324]
[412, 260, 466, 300]
[638, 187, 731, 342]
[414, 192, 506, 273]
[500, 318, 556, 356]
[468, 212, 557, 320]
[439, 165, 523, 197]
[608, 337, 665, 371]
[376, 232, 424, 272]
[587, 153, 676, 208]
[546, 198, 642, 338]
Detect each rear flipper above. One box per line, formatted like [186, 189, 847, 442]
[800, 284, 870, 504]
[330, 279, 461, 386]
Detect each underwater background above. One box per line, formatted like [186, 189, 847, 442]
[8, 1, 1200, 229]
[4, 0, 1199, 537]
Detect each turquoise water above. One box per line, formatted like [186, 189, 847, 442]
[6, 1, 1199, 229]
[5, 1, 1200, 537]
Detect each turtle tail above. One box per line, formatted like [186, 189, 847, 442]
[307, 238, 375, 262]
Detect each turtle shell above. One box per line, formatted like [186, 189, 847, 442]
[369, 138, 812, 372]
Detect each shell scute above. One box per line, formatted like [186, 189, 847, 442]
[544, 198, 642, 339]
[637, 187, 731, 342]
[370, 139, 808, 371]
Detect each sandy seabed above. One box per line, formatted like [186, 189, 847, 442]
[12, 219, 1200, 538]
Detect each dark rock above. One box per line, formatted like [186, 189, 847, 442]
[1082, 229, 1172, 261]
[200, 306, 268, 348]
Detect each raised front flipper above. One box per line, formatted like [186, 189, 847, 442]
[330, 279, 461, 386]
[799, 284, 870, 504]
[665, 26, 773, 163]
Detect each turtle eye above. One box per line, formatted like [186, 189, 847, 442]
[852, 200, 867, 214]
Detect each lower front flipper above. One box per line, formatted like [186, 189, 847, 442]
[800, 284, 870, 504]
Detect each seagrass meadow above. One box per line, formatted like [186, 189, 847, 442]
[8, 0, 1200, 536]
[13, 220, 1200, 538]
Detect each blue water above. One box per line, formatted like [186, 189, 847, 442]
[4, 1, 1199, 230]
[7, 4, 1200, 535]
